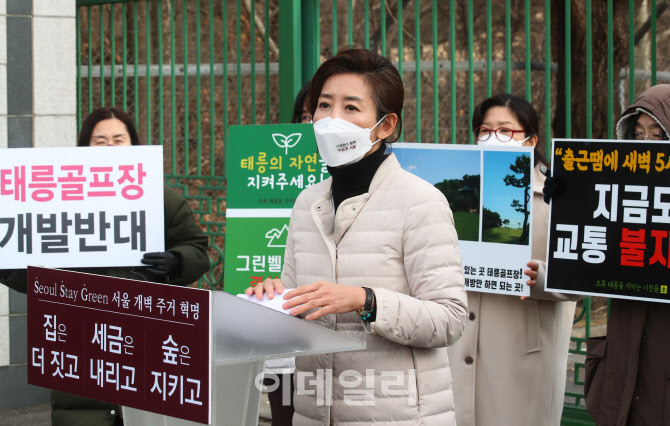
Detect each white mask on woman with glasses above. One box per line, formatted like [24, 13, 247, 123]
[477, 132, 531, 147]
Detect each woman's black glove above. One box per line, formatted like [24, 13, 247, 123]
[141, 251, 180, 278]
[540, 166, 560, 204]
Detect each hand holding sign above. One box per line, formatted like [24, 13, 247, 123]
[521, 261, 539, 301]
[141, 251, 179, 278]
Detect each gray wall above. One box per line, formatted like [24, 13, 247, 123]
[0, 0, 76, 409]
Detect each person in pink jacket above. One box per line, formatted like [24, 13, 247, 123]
[245, 47, 468, 425]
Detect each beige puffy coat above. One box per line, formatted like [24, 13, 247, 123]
[281, 153, 468, 425]
[448, 164, 582, 426]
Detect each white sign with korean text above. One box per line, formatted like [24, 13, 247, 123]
[393, 143, 534, 297]
[0, 146, 165, 268]
[546, 139, 670, 302]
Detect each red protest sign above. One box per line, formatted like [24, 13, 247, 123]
[27, 266, 211, 424]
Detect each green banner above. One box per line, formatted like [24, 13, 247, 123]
[224, 124, 328, 294]
[226, 124, 328, 209]
[224, 217, 290, 295]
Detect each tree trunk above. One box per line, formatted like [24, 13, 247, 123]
[519, 187, 530, 244]
[552, 0, 630, 140]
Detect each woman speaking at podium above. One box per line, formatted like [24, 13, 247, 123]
[245, 47, 467, 425]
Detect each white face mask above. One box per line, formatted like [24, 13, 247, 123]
[477, 134, 531, 147]
[313, 115, 387, 167]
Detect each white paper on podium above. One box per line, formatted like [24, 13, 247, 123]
[236, 293, 293, 315]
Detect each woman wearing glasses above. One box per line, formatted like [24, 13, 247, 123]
[583, 84, 670, 425]
[447, 94, 582, 426]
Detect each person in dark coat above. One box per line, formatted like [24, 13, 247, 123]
[584, 84, 670, 425]
[0, 107, 210, 426]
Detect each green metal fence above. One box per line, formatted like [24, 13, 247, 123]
[75, 1, 669, 423]
[77, 0, 285, 290]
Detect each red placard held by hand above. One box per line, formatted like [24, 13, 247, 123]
[27, 266, 211, 424]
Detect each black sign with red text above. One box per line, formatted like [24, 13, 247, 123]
[546, 139, 670, 302]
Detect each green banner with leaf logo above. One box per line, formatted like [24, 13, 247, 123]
[224, 124, 328, 294]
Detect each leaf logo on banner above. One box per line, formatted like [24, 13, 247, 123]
[272, 133, 302, 154]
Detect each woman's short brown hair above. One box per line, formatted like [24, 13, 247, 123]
[306, 47, 404, 142]
[77, 107, 140, 147]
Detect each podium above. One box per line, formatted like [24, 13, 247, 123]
[123, 291, 366, 426]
